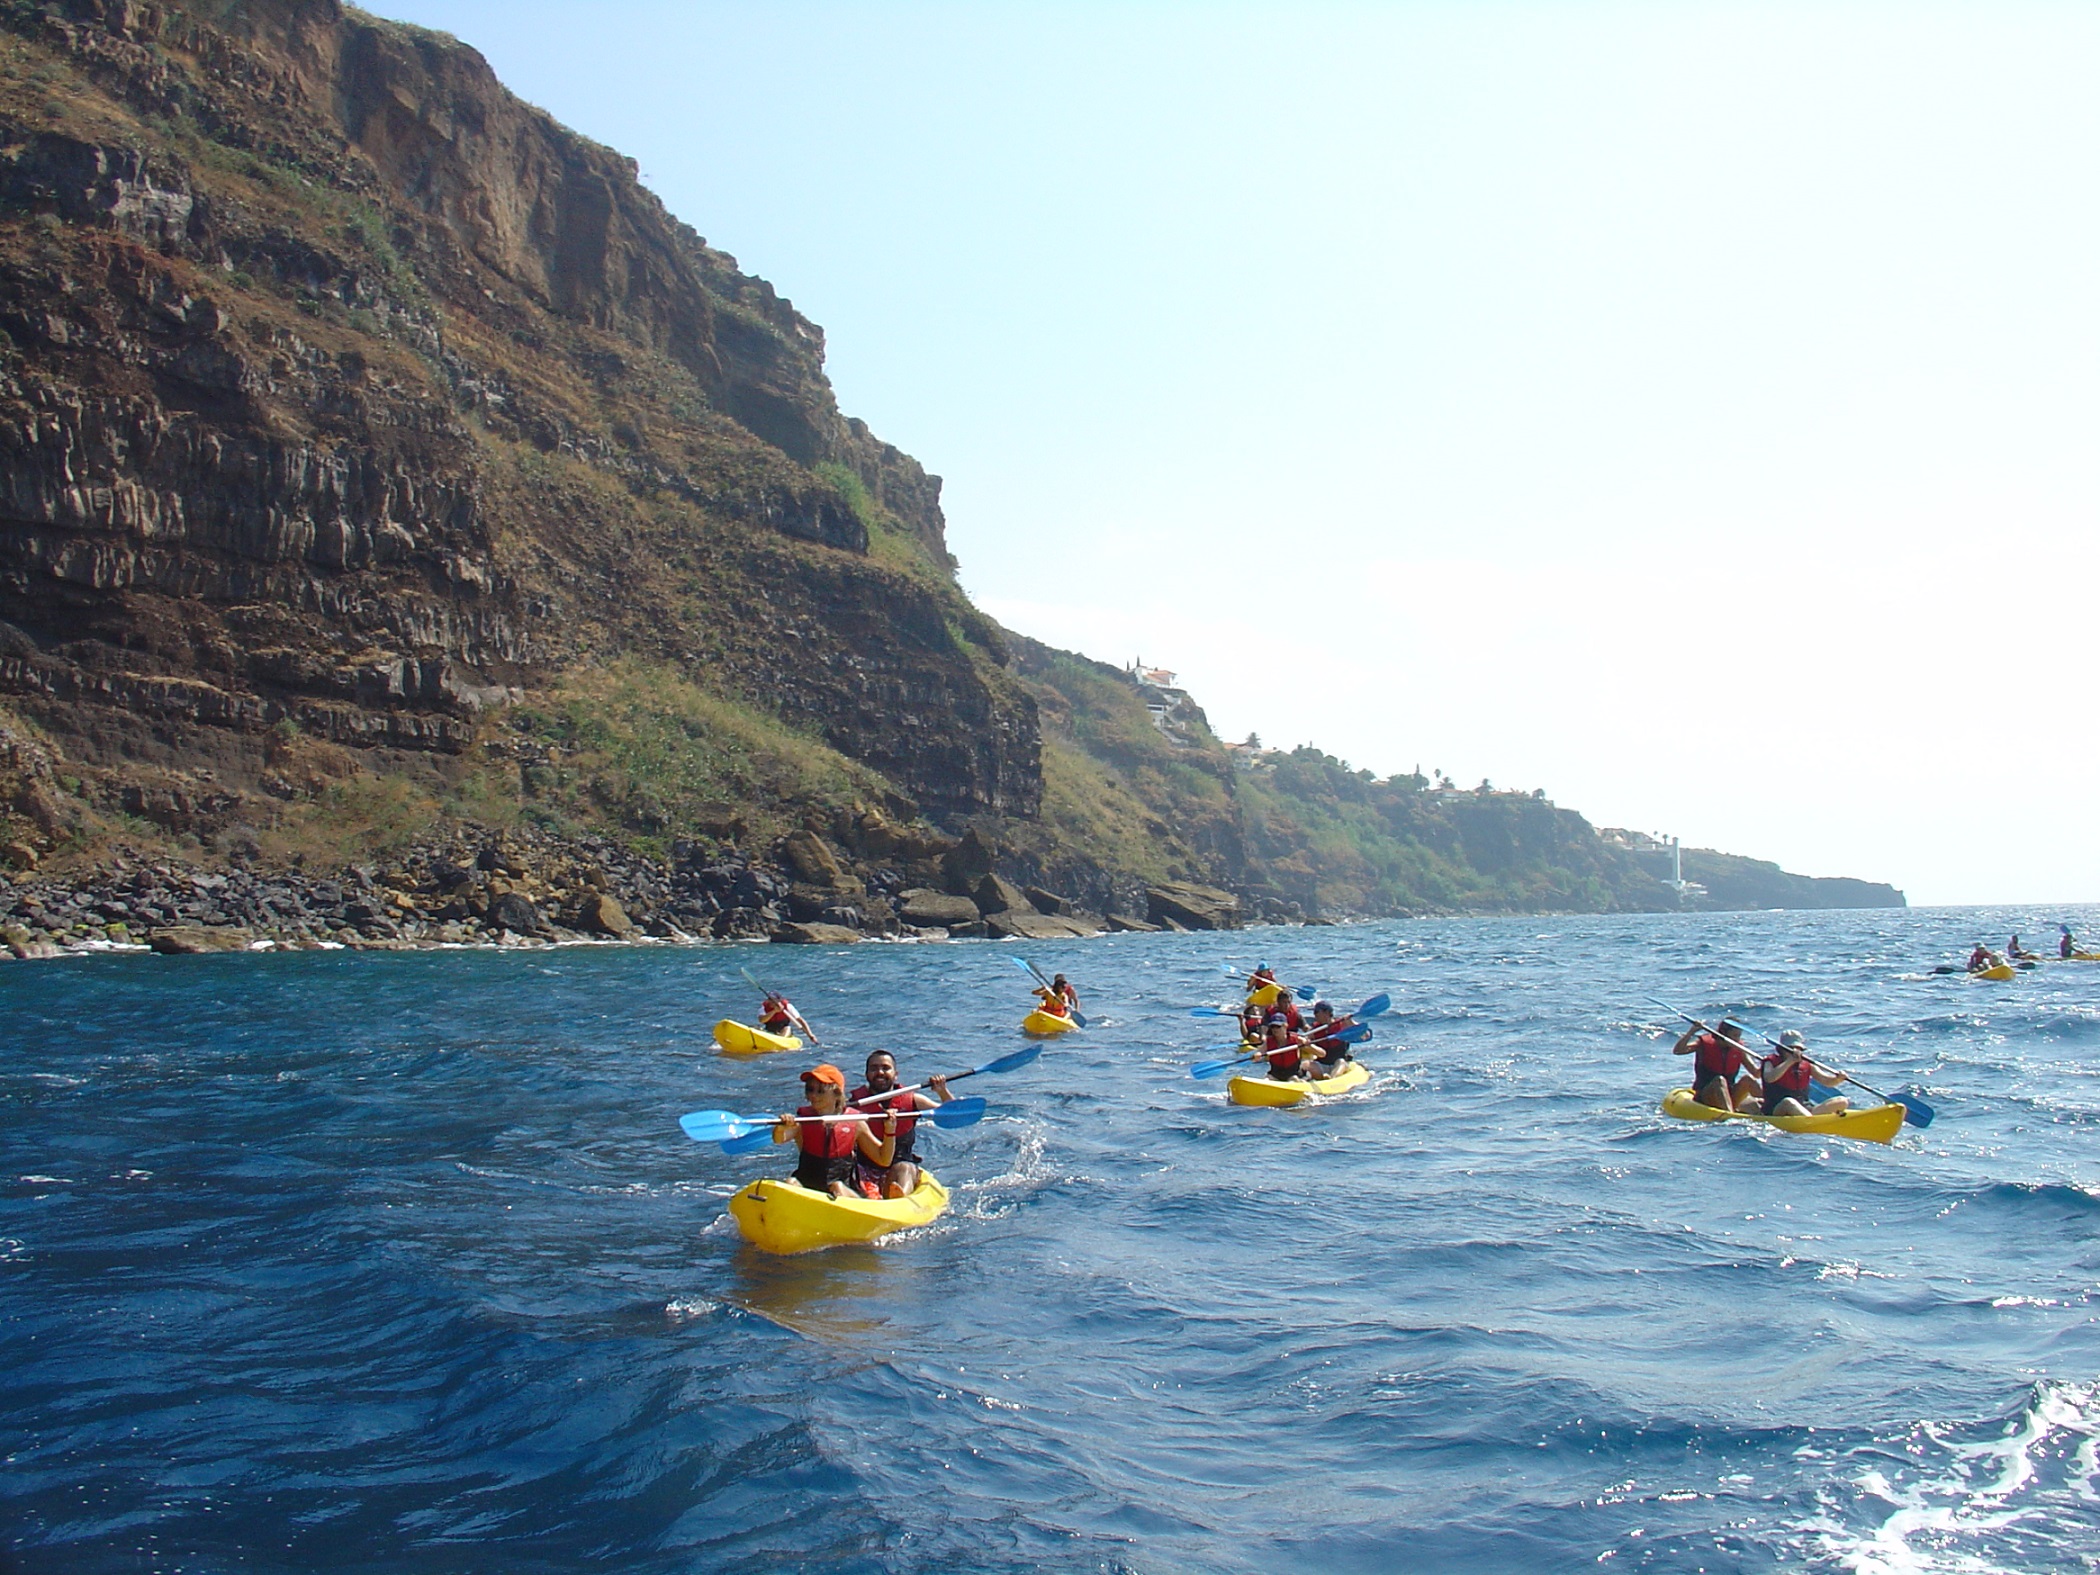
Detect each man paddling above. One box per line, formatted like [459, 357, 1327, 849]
[1303, 1001, 1359, 1077]
[1758, 1030, 1850, 1118]
[1968, 943, 2005, 974]
[1672, 1018, 1757, 1111]
[769, 1064, 897, 1198]
[2008, 934, 2038, 962]
[2063, 925, 2082, 960]
[848, 1050, 952, 1200]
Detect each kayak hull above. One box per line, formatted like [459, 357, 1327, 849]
[1661, 1087, 1905, 1145]
[1970, 964, 2017, 981]
[726, 1174, 950, 1254]
[1228, 1060, 1371, 1107]
[714, 1019, 802, 1056]
[1021, 1008, 1079, 1037]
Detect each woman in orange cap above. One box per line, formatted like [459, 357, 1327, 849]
[772, 1063, 897, 1198]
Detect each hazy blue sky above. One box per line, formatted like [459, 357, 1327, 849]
[374, 1, 2100, 905]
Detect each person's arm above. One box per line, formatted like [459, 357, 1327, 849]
[854, 1110, 898, 1168]
[772, 1114, 797, 1144]
[1809, 1060, 1845, 1086]
[1673, 1025, 1704, 1055]
[918, 1075, 953, 1108]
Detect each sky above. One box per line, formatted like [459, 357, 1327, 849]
[373, 0, 2100, 906]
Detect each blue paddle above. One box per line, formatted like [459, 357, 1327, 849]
[1014, 956, 1089, 1028]
[703, 1096, 992, 1154]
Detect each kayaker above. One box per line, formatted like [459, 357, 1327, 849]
[1968, 944, 2003, 974]
[1245, 964, 1281, 1009]
[1030, 980, 1072, 1019]
[848, 1050, 952, 1200]
[1672, 1018, 1757, 1112]
[770, 1064, 896, 1199]
[2008, 934, 2038, 962]
[759, 993, 798, 1036]
[1269, 988, 1304, 1031]
[2062, 925, 2081, 960]
[1304, 1001, 1358, 1077]
[1758, 1030, 1850, 1118]
[1238, 1001, 1267, 1044]
[1259, 1015, 1311, 1081]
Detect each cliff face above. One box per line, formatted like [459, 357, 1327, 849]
[0, 0, 1031, 836]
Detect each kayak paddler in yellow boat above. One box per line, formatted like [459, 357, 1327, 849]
[2008, 933, 2041, 963]
[769, 1063, 898, 1199]
[1756, 1029, 1851, 1118]
[1256, 1015, 1317, 1081]
[1030, 973, 1081, 1021]
[1969, 943, 2008, 975]
[847, 1050, 952, 1200]
[1671, 1018, 1758, 1112]
[1303, 1000, 1361, 1077]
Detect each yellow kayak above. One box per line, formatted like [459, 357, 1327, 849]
[1660, 1087, 1905, 1145]
[1245, 982, 1282, 1009]
[713, 1019, 802, 1056]
[1970, 964, 2017, 982]
[1228, 1059, 1371, 1107]
[1021, 1008, 1079, 1037]
[726, 1173, 950, 1254]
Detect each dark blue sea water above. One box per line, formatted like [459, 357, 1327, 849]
[5, 907, 2098, 1574]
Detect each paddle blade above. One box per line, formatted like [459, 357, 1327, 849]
[719, 1128, 776, 1156]
[1188, 1006, 1236, 1017]
[1331, 1023, 1372, 1044]
[975, 1044, 1044, 1076]
[680, 1110, 751, 1143]
[1895, 1091, 1936, 1128]
[1190, 1057, 1246, 1079]
[932, 1096, 988, 1129]
[1356, 993, 1392, 1018]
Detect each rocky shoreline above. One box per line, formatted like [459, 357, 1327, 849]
[0, 820, 1248, 962]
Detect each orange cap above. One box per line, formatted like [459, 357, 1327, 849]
[801, 1063, 846, 1090]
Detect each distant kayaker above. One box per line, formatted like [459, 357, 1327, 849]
[2008, 934, 2038, 962]
[1968, 944, 2004, 974]
[1758, 1030, 1850, 1118]
[770, 1064, 896, 1199]
[1031, 974, 1078, 1018]
[759, 993, 798, 1036]
[1245, 965, 1281, 1008]
[2062, 925, 2081, 960]
[848, 1050, 951, 1200]
[1672, 1018, 1757, 1112]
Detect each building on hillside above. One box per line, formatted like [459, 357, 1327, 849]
[1127, 659, 1192, 737]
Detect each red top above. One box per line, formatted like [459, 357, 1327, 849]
[1761, 1053, 1814, 1100]
[848, 1085, 919, 1143]
[1692, 1032, 1746, 1085]
[795, 1104, 860, 1159]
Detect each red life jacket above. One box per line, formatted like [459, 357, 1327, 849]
[1275, 1002, 1303, 1031]
[1264, 1035, 1303, 1076]
[1762, 1054, 1814, 1102]
[762, 1002, 795, 1033]
[795, 1104, 860, 1160]
[848, 1085, 919, 1145]
[1693, 1033, 1745, 1085]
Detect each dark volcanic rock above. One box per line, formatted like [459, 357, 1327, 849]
[487, 892, 549, 935]
[1146, 882, 1241, 932]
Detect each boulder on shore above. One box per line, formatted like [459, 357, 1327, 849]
[1146, 881, 1241, 931]
[769, 921, 863, 945]
[149, 925, 253, 954]
[487, 891, 550, 935]
[986, 911, 1103, 941]
[973, 873, 1035, 917]
[1105, 913, 1162, 934]
[898, 889, 980, 928]
[575, 891, 637, 938]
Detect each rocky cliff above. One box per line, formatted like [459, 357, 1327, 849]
[0, 0, 1033, 847]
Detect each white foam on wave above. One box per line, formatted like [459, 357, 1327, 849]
[1798, 1380, 2100, 1573]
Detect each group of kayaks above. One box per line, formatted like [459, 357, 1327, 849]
[689, 942, 2022, 1253]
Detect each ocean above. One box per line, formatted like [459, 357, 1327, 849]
[4, 906, 2097, 1573]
